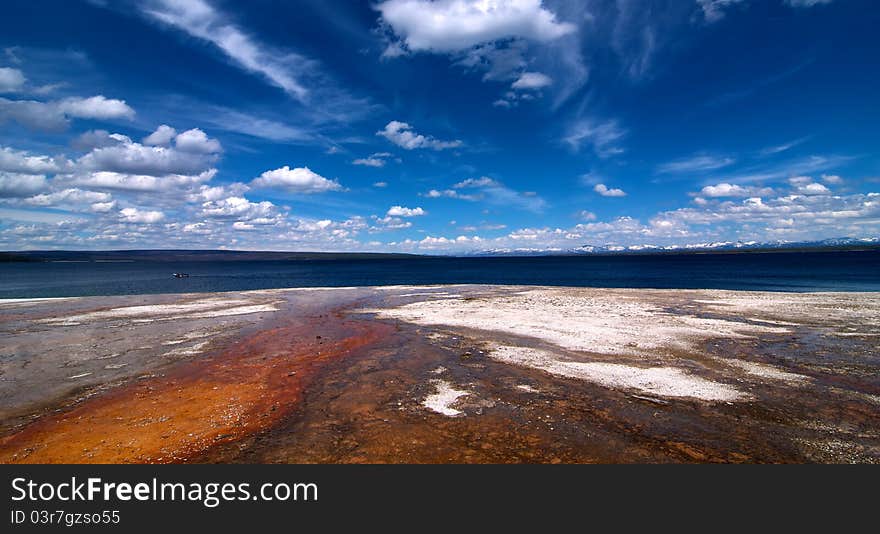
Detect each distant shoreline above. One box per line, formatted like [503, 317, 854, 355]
[2, 243, 879, 263]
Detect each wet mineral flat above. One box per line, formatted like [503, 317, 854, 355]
[1, 285, 878, 463]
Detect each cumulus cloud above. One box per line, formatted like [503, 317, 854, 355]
[24, 188, 111, 208]
[0, 95, 134, 131]
[594, 183, 626, 197]
[699, 183, 774, 198]
[143, 124, 177, 146]
[511, 71, 552, 90]
[71, 169, 217, 193]
[119, 207, 165, 224]
[798, 182, 830, 195]
[89, 200, 117, 213]
[377, 121, 462, 150]
[174, 128, 222, 153]
[76, 131, 220, 177]
[787, 176, 830, 195]
[353, 152, 394, 167]
[376, 0, 575, 53]
[199, 196, 279, 221]
[0, 146, 65, 174]
[0, 67, 26, 93]
[386, 205, 426, 217]
[57, 96, 135, 120]
[0, 172, 47, 197]
[251, 165, 342, 193]
[373, 215, 412, 229]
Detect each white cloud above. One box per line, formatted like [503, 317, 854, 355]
[797, 182, 831, 195]
[0, 146, 65, 174]
[143, 124, 177, 146]
[821, 174, 843, 184]
[25, 188, 111, 208]
[511, 71, 552, 90]
[785, 0, 833, 7]
[377, 121, 462, 150]
[699, 0, 832, 23]
[353, 152, 393, 167]
[90, 200, 117, 213]
[353, 157, 385, 167]
[563, 119, 626, 158]
[657, 154, 736, 174]
[454, 176, 499, 188]
[174, 128, 222, 153]
[373, 216, 412, 229]
[73, 130, 118, 150]
[386, 205, 426, 217]
[376, 0, 575, 53]
[187, 182, 249, 202]
[594, 183, 626, 197]
[0, 97, 68, 131]
[0, 95, 134, 131]
[697, 0, 747, 23]
[787, 176, 830, 194]
[56, 96, 135, 120]
[444, 175, 546, 212]
[423, 188, 478, 200]
[373, 181, 388, 188]
[199, 196, 278, 220]
[760, 137, 808, 155]
[700, 183, 774, 198]
[578, 210, 597, 221]
[77, 131, 220, 176]
[0, 67, 26, 93]
[72, 169, 216, 192]
[251, 165, 342, 193]
[142, 0, 310, 100]
[119, 207, 165, 224]
[0, 172, 47, 197]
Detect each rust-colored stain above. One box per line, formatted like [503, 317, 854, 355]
[0, 314, 391, 464]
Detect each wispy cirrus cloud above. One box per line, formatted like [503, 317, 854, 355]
[422, 176, 546, 213]
[562, 118, 626, 158]
[141, 0, 311, 100]
[656, 154, 736, 174]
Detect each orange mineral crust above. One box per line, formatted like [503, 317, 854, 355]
[0, 313, 391, 464]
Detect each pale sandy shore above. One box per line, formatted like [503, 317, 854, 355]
[1, 285, 878, 463]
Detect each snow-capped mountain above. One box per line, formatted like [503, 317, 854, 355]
[471, 237, 880, 257]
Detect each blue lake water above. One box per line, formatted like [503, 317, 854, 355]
[1, 250, 878, 298]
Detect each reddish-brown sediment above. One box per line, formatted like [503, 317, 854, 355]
[0, 311, 392, 463]
[2, 286, 879, 464]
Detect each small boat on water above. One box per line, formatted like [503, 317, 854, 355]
[172, 273, 190, 278]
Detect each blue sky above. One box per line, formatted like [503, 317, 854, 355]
[0, 0, 877, 253]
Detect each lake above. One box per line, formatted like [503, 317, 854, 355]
[1, 249, 878, 298]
